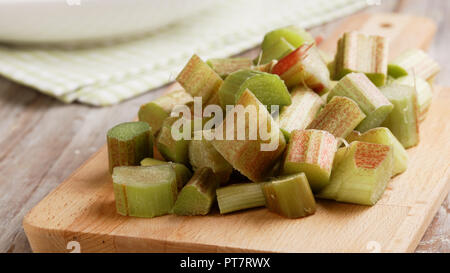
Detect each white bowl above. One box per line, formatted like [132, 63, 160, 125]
[0, 0, 215, 44]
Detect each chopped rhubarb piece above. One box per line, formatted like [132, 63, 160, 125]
[212, 89, 286, 182]
[176, 54, 223, 105]
[156, 117, 189, 164]
[113, 165, 178, 218]
[393, 75, 433, 121]
[282, 129, 338, 192]
[261, 26, 314, 54]
[218, 69, 291, 109]
[272, 44, 330, 93]
[388, 49, 440, 81]
[307, 96, 366, 140]
[260, 37, 295, 64]
[188, 130, 233, 185]
[172, 167, 218, 216]
[346, 127, 408, 176]
[381, 84, 419, 148]
[138, 89, 193, 133]
[328, 72, 393, 132]
[262, 173, 316, 218]
[277, 86, 324, 139]
[317, 141, 393, 205]
[333, 32, 388, 86]
[107, 121, 153, 174]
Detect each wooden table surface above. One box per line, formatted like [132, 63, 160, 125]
[0, 0, 448, 253]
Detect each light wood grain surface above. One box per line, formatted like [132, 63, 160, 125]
[0, 0, 448, 253]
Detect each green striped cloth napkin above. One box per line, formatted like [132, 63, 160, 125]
[0, 0, 367, 106]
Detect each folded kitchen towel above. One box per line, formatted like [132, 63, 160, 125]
[0, 0, 367, 106]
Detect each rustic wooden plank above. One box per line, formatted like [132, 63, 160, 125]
[21, 12, 449, 253]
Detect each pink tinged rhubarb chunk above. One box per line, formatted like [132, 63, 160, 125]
[317, 141, 394, 206]
[346, 127, 408, 176]
[176, 54, 223, 105]
[260, 37, 296, 65]
[211, 89, 287, 182]
[333, 32, 388, 86]
[388, 49, 440, 81]
[380, 84, 419, 148]
[272, 44, 330, 94]
[307, 96, 366, 140]
[107, 121, 153, 174]
[328, 72, 393, 132]
[277, 86, 324, 139]
[282, 129, 338, 192]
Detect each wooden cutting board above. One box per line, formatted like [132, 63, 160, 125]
[23, 13, 450, 253]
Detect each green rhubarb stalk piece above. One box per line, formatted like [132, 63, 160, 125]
[380, 84, 419, 148]
[262, 173, 316, 218]
[176, 54, 223, 104]
[277, 86, 324, 139]
[216, 183, 266, 214]
[156, 117, 189, 164]
[260, 37, 295, 65]
[138, 89, 193, 133]
[212, 89, 287, 182]
[188, 130, 233, 185]
[172, 167, 218, 216]
[328, 72, 393, 132]
[218, 69, 291, 109]
[140, 158, 192, 190]
[307, 96, 366, 139]
[333, 31, 388, 86]
[107, 121, 153, 174]
[346, 127, 408, 176]
[282, 129, 338, 192]
[317, 141, 393, 205]
[272, 44, 330, 93]
[261, 26, 314, 54]
[393, 75, 433, 120]
[207, 58, 253, 78]
[113, 165, 178, 218]
[388, 49, 440, 81]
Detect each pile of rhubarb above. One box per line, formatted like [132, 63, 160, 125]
[107, 26, 440, 219]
